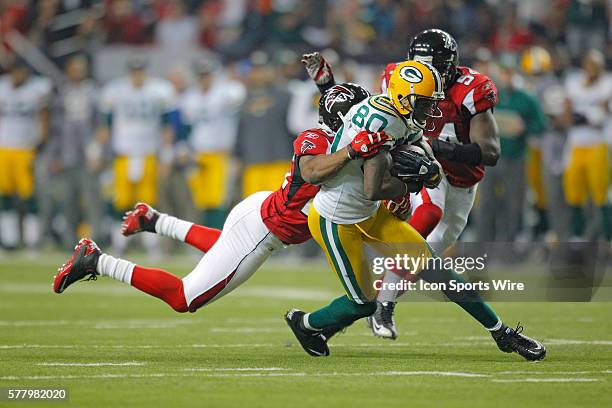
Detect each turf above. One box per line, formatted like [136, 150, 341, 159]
[1, 251, 611, 407]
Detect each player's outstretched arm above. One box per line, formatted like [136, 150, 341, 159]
[302, 52, 336, 94]
[300, 131, 389, 185]
[300, 150, 350, 185]
[363, 146, 407, 201]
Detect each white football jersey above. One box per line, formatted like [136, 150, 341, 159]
[313, 94, 423, 224]
[179, 78, 246, 152]
[565, 71, 612, 146]
[100, 77, 176, 156]
[0, 75, 52, 149]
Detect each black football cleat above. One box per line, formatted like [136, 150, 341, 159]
[367, 301, 398, 340]
[285, 309, 330, 357]
[121, 202, 159, 236]
[492, 323, 546, 361]
[321, 323, 348, 342]
[53, 238, 101, 293]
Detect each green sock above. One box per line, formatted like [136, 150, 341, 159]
[307, 296, 377, 330]
[0, 195, 14, 211]
[421, 267, 500, 330]
[570, 206, 585, 237]
[23, 197, 38, 214]
[600, 206, 612, 241]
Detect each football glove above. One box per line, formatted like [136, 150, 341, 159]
[384, 194, 411, 221]
[391, 145, 442, 189]
[347, 131, 390, 160]
[301, 52, 334, 86]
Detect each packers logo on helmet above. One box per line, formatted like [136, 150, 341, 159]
[387, 60, 444, 129]
[399, 66, 424, 83]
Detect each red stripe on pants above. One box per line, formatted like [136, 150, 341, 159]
[187, 271, 237, 312]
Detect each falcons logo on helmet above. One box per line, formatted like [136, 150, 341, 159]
[324, 85, 355, 113]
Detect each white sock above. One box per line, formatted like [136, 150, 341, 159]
[302, 313, 316, 331]
[154, 213, 193, 242]
[23, 214, 40, 248]
[377, 271, 403, 303]
[486, 319, 503, 332]
[96, 253, 135, 284]
[0, 211, 19, 247]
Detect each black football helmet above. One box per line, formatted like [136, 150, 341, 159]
[319, 83, 370, 132]
[408, 29, 459, 88]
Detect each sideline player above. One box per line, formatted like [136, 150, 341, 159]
[52, 83, 387, 314]
[0, 58, 51, 249]
[303, 29, 502, 339]
[92, 56, 176, 254]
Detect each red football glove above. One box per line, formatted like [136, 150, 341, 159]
[301, 52, 334, 86]
[346, 131, 390, 160]
[384, 193, 411, 221]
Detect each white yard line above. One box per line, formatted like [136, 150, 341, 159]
[0, 370, 491, 381]
[375, 371, 489, 378]
[491, 378, 601, 383]
[184, 367, 288, 372]
[37, 362, 145, 367]
[0, 343, 279, 350]
[544, 339, 612, 346]
[0, 319, 197, 328]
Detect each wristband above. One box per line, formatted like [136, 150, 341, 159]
[346, 145, 357, 160]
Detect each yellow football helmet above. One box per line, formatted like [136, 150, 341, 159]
[387, 60, 445, 129]
[520, 46, 552, 75]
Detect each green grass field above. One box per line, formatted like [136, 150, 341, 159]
[1, 252, 611, 407]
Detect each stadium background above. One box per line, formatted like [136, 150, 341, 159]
[0, 0, 610, 254]
[1, 2, 612, 407]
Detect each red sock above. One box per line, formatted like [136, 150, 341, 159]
[130, 266, 188, 313]
[409, 203, 443, 238]
[184, 224, 222, 252]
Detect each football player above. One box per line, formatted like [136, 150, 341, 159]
[0, 58, 52, 249]
[179, 58, 246, 229]
[91, 56, 177, 254]
[562, 49, 612, 241]
[52, 83, 387, 318]
[303, 29, 502, 339]
[286, 61, 544, 361]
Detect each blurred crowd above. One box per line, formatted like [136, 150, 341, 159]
[0, 0, 611, 256]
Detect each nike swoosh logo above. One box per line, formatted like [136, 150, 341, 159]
[307, 347, 325, 356]
[371, 320, 384, 331]
[529, 343, 544, 353]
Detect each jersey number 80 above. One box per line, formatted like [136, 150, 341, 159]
[351, 105, 388, 132]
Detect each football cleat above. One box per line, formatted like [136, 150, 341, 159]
[284, 309, 329, 357]
[121, 202, 159, 236]
[321, 323, 347, 342]
[367, 301, 398, 340]
[492, 323, 546, 361]
[53, 238, 101, 294]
